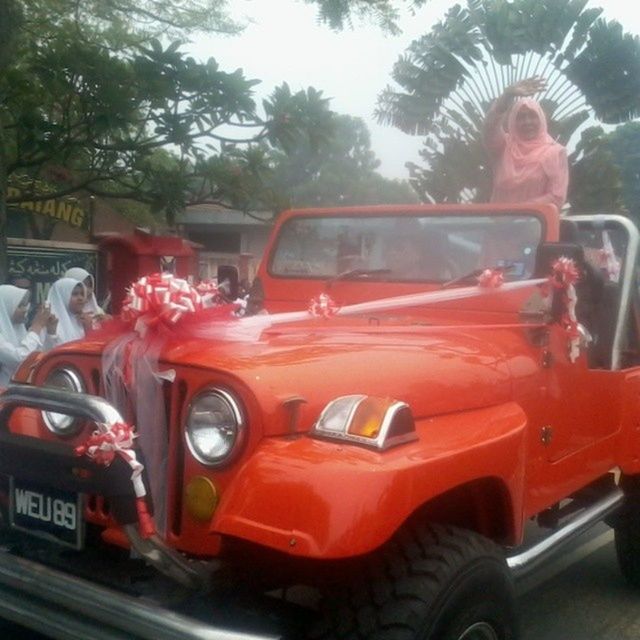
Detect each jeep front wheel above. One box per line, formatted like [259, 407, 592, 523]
[310, 523, 517, 640]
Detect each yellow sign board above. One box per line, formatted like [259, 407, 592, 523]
[7, 186, 88, 229]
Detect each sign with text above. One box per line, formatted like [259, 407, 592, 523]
[8, 242, 98, 305]
[7, 186, 89, 230]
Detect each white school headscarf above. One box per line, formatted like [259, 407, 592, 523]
[47, 278, 86, 343]
[0, 285, 30, 347]
[65, 267, 102, 314]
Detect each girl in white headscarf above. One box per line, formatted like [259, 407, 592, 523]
[0, 285, 59, 387]
[64, 267, 106, 318]
[46, 278, 89, 343]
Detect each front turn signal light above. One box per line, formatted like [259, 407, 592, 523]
[313, 395, 417, 450]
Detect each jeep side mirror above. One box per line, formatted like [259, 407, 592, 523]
[217, 265, 239, 300]
[534, 242, 585, 278]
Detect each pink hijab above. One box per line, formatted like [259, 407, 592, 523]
[491, 98, 568, 207]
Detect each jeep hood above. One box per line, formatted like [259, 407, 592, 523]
[161, 320, 519, 432]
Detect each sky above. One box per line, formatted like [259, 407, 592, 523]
[188, 0, 640, 180]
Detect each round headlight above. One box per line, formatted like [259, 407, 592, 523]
[42, 367, 85, 436]
[186, 389, 244, 466]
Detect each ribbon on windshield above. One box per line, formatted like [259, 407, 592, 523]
[477, 268, 505, 288]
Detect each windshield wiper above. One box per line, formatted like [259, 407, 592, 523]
[327, 268, 392, 288]
[440, 264, 515, 289]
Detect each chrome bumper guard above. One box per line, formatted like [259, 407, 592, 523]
[0, 384, 208, 589]
[0, 546, 279, 640]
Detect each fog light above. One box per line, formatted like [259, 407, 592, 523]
[185, 476, 218, 522]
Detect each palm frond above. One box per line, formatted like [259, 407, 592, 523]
[377, 0, 640, 206]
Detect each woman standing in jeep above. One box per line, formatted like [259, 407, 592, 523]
[484, 76, 569, 210]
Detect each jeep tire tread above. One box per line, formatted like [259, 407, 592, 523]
[308, 523, 517, 640]
[614, 506, 640, 587]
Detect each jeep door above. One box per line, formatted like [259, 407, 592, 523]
[540, 216, 636, 462]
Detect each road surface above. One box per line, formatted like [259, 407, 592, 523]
[520, 529, 640, 639]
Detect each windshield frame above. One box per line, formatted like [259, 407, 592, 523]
[267, 208, 549, 284]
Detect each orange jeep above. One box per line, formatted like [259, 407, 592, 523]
[1, 203, 639, 640]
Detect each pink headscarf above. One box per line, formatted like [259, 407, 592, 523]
[491, 98, 568, 207]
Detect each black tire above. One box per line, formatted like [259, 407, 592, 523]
[614, 498, 640, 588]
[309, 523, 517, 640]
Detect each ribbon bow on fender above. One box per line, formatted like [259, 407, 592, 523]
[99, 273, 238, 538]
[75, 422, 155, 539]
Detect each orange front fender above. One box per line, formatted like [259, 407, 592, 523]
[213, 401, 527, 558]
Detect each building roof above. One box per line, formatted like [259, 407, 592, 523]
[98, 228, 196, 256]
[179, 204, 273, 227]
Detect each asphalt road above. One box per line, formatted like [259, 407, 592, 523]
[1, 528, 639, 639]
[519, 529, 640, 639]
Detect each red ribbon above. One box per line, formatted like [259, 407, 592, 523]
[549, 257, 580, 289]
[195, 280, 222, 299]
[308, 293, 340, 318]
[477, 269, 504, 288]
[547, 257, 582, 361]
[75, 421, 156, 539]
[91, 275, 239, 540]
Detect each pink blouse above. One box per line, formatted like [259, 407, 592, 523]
[485, 98, 569, 210]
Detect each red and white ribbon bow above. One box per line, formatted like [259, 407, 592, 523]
[599, 230, 621, 283]
[75, 422, 155, 539]
[121, 273, 204, 329]
[308, 293, 340, 318]
[549, 257, 582, 363]
[195, 279, 224, 308]
[477, 268, 504, 288]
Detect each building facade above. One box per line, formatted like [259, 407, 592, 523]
[178, 204, 273, 285]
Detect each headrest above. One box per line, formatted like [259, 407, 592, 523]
[559, 218, 580, 243]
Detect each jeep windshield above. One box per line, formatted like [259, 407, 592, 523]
[269, 213, 543, 283]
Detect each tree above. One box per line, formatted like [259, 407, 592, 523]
[264, 114, 417, 209]
[607, 122, 640, 223]
[0, 1, 341, 281]
[303, 0, 430, 34]
[567, 126, 625, 214]
[2, 36, 326, 214]
[376, 0, 640, 206]
[1, 0, 427, 281]
[26, 0, 430, 39]
[0, 0, 24, 282]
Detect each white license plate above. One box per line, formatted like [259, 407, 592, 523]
[9, 478, 84, 549]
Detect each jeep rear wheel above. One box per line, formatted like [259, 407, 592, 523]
[614, 476, 640, 588]
[309, 523, 517, 640]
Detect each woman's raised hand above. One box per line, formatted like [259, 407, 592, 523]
[506, 77, 547, 98]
